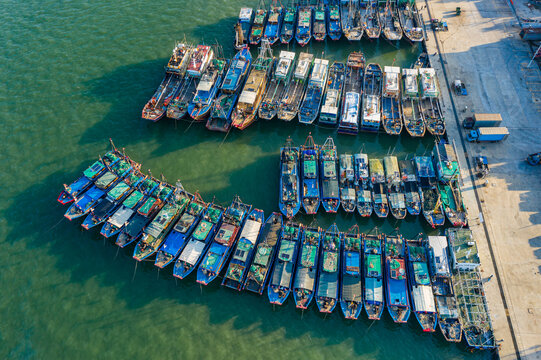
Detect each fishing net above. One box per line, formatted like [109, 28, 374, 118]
[304, 160, 316, 177]
[207, 207, 221, 223]
[123, 191, 143, 209]
[248, 265, 265, 284]
[226, 263, 244, 281]
[301, 244, 317, 268]
[323, 161, 336, 178]
[323, 252, 338, 273]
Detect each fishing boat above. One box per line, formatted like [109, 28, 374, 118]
[415, 156, 445, 227]
[222, 209, 265, 290]
[114, 182, 174, 248]
[58, 150, 121, 205]
[369, 158, 389, 218]
[277, 52, 313, 121]
[380, 0, 403, 41]
[381, 66, 403, 135]
[173, 203, 225, 279]
[439, 180, 467, 227]
[279, 138, 301, 218]
[361, 0, 381, 39]
[341, 0, 363, 40]
[360, 63, 382, 132]
[64, 158, 134, 221]
[197, 197, 251, 285]
[100, 176, 159, 238]
[328, 1, 342, 40]
[293, 227, 321, 309]
[315, 224, 341, 313]
[383, 156, 407, 219]
[319, 62, 345, 126]
[398, 0, 424, 43]
[234, 8, 253, 50]
[300, 134, 320, 214]
[81, 171, 144, 230]
[362, 232, 385, 320]
[398, 159, 421, 216]
[250, 2, 268, 45]
[339, 154, 356, 212]
[295, 3, 312, 46]
[154, 194, 207, 268]
[319, 137, 340, 213]
[354, 153, 373, 217]
[313, 2, 327, 41]
[401, 68, 425, 137]
[231, 41, 274, 130]
[299, 58, 329, 124]
[407, 238, 438, 332]
[268, 222, 302, 305]
[132, 184, 191, 261]
[263, 2, 283, 45]
[338, 52, 364, 134]
[419, 68, 445, 136]
[259, 50, 296, 121]
[207, 46, 252, 132]
[142, 44, 192, 121]
[340, 226, 363, 319]
[433, 139, 460, 183]
[243, 212, 283, 294]
[428, 236, 462, 342]
[280, 2, 296, 44]
[187, 58, 228, 121]
[384, 234, 411, 323]
[167, 45, 214, 120]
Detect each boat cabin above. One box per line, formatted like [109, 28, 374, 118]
[309, 59, 329, 87]
[295, 53, 314, 80]
[239, 8, 253, 23]
[402, 68, 419, 98]
[428, 236, 451, 278]
[275, 51, 295, 80]
[419, 68, 439, 98]
[383, 156, 401, 186]
[433, 141, 459, 182]
[383, 66, 401, 97]
[446, 228, 480, 271]
[187, 45, 214, 78]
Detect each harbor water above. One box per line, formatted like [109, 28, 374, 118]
[0, 0, 490, 358]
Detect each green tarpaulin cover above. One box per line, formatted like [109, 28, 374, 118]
[365, 254, 382, 277]
[278, 240, 295, 262]
[323, 252, 338, 273]
[123, 190, 143, 208]
[254, 245, 272, 266]
[254, 14, 265, 24]
[413, 262, 430, 285]
[330, 8, 339, 19]
[304, 160, 316, 177]
[315, 11, 325, 21]
[83, 161, 104, 179]
[233, 240, 253, 262]
[108, 182, 130, 200]
[203, 252, 220, 268]
[323, 161, 336, 177]
[192, 221, 212, 241]
[248, 265, 265, 283]
[111, 160, 131, 177]
[252, 28, 263, 36]
[138, 197, 157, 216]
[207, 207, 221, 223]
[284, 11, 295, 22]
[345, 236, 360, 250]
[189, 202, 204, 215]
[226, 263, 244, 281]
[95, 172, 117, 189]
[301, 244, 317, 268]
[140, 178, 157, 193]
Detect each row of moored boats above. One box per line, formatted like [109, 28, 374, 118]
[143, 42, 444, 137]
[279, 135, 467, 228]
[234, 0, 424, 48]
[56, 144, 488, 346]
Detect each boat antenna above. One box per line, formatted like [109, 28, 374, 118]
[109, 138, 117, 151]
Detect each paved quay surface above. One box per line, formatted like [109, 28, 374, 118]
[420, 0, 541, 359]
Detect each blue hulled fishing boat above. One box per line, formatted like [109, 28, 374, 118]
[338, 52, 364, 134]
[114, 182, 174, 248]
[259, 50, 296, 120]
[64, 158, 134, 221]
[188, 58, 228, 121]
[382, 66, 403, 135]
[263, 2, 283, 45]
[360, 63, 383, 132]
[401, 68, 425, 137]
[384, 156, 407, 220]
[299, 58, 329, 125]
[415, 156, 445, 227]
[295, 4, 312, 46]
[100, 176, 159, 238]
[362, 232, 385, 320]
[300, 134, 320, 215]
[280, 3, 296, 44]
[234, 8, 253, 50]
[250, 2, 268, 45]
[319, 62, 345, 126]
[58, 150, 121, 205]
[81, 170, 144, 230]
[339, 154, 356, 212]
[328, 1, 342, 40]
[154, 194, 207, 268]
[407, 238, 438, 332]
[279, 138, 301, 218]
[277, 52, 313, 121]
[384, 234, 411, 323]
[319, 137, 340, 213]
[222, 209, 264, 290]
[369, 158, 389, 218]
[207, 46, 252, 132]
[293, 227, 321, 309]
[313, 2, 327, 41]
[197, 197, 251, 285]
[268, 222, 302, 305]
[173, 203, 224, 279]
[354, 153, 373, 217]
[315, 224, 341, 313]
[243, 212, 283, 294]
[398, 159, 421, 216]
[340, 226, 363, 319]
[341, 0, 363, 40]
[133, 184, 191, 262]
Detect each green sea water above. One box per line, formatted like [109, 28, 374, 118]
[0, 0, 491, 358]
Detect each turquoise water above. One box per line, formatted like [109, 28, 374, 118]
[0, 0, 490, 358]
